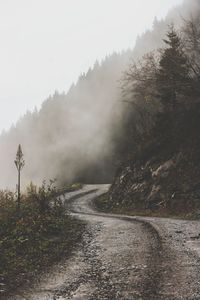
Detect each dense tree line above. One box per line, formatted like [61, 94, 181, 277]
[119, 15, 200, 165]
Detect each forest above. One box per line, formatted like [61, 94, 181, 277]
[108, 4, 200, 214]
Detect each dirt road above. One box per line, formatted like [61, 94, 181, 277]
[9, 185, 200, 299]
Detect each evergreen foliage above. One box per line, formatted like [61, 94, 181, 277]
[156, 25, 190, 110]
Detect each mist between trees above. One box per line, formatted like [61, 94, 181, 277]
[0, 0, 199, 190]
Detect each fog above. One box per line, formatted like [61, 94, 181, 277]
[0, 53, 131, 189]
[0, 0, 183, 133]
[0, 0, 198, 190]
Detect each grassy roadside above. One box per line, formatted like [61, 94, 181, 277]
[0, 182, 85, 298]
[94, 193, 200, 221]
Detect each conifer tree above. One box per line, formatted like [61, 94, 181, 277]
[157, 25, 189, 110]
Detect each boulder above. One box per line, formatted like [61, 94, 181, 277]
[152, 159, 175, 179]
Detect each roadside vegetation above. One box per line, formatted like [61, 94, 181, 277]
[0, 181, 85, 298]
[95, 193, 200, 221]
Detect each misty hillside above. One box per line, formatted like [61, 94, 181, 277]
[106, 0, 200, 215]
[0, 0, 198, 190]
[0, 52, 132, 188]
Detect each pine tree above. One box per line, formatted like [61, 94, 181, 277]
[157, 25, 189, 110]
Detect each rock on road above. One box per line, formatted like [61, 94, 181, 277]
[9, 185, 200, 299]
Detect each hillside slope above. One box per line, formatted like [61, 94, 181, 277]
[0, 0, 198, 189]
[107, 0, 200, 216]
[0, 52, 132, 188]
[109, 107, 200, 215]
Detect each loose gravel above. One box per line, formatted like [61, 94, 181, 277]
[8, 185, 200, 299]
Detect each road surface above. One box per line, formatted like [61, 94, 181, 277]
[9, 184, 200, 299]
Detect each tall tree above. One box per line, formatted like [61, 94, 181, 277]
[120, 53, 160, 158]
[157, 25, 190, 110]
[182, 16, 200, 92]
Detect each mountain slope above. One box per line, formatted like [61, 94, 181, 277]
[0, 52, 132, 188]
[107, 0, 200, 216]
[0, 0, 198, 189]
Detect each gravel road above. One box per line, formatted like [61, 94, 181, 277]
[9, 184, 200, 299]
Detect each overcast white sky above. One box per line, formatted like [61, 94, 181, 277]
[0, 0, 183, 132]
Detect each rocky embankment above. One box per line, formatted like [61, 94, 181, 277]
[109, 147, 200, 214]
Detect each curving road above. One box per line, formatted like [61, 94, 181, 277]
[9, 185, 200, 299]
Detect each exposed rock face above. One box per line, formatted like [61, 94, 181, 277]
[109, 86, 200, 214]
[109, 149, 200, 212]
[152, 159, 175, 179]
